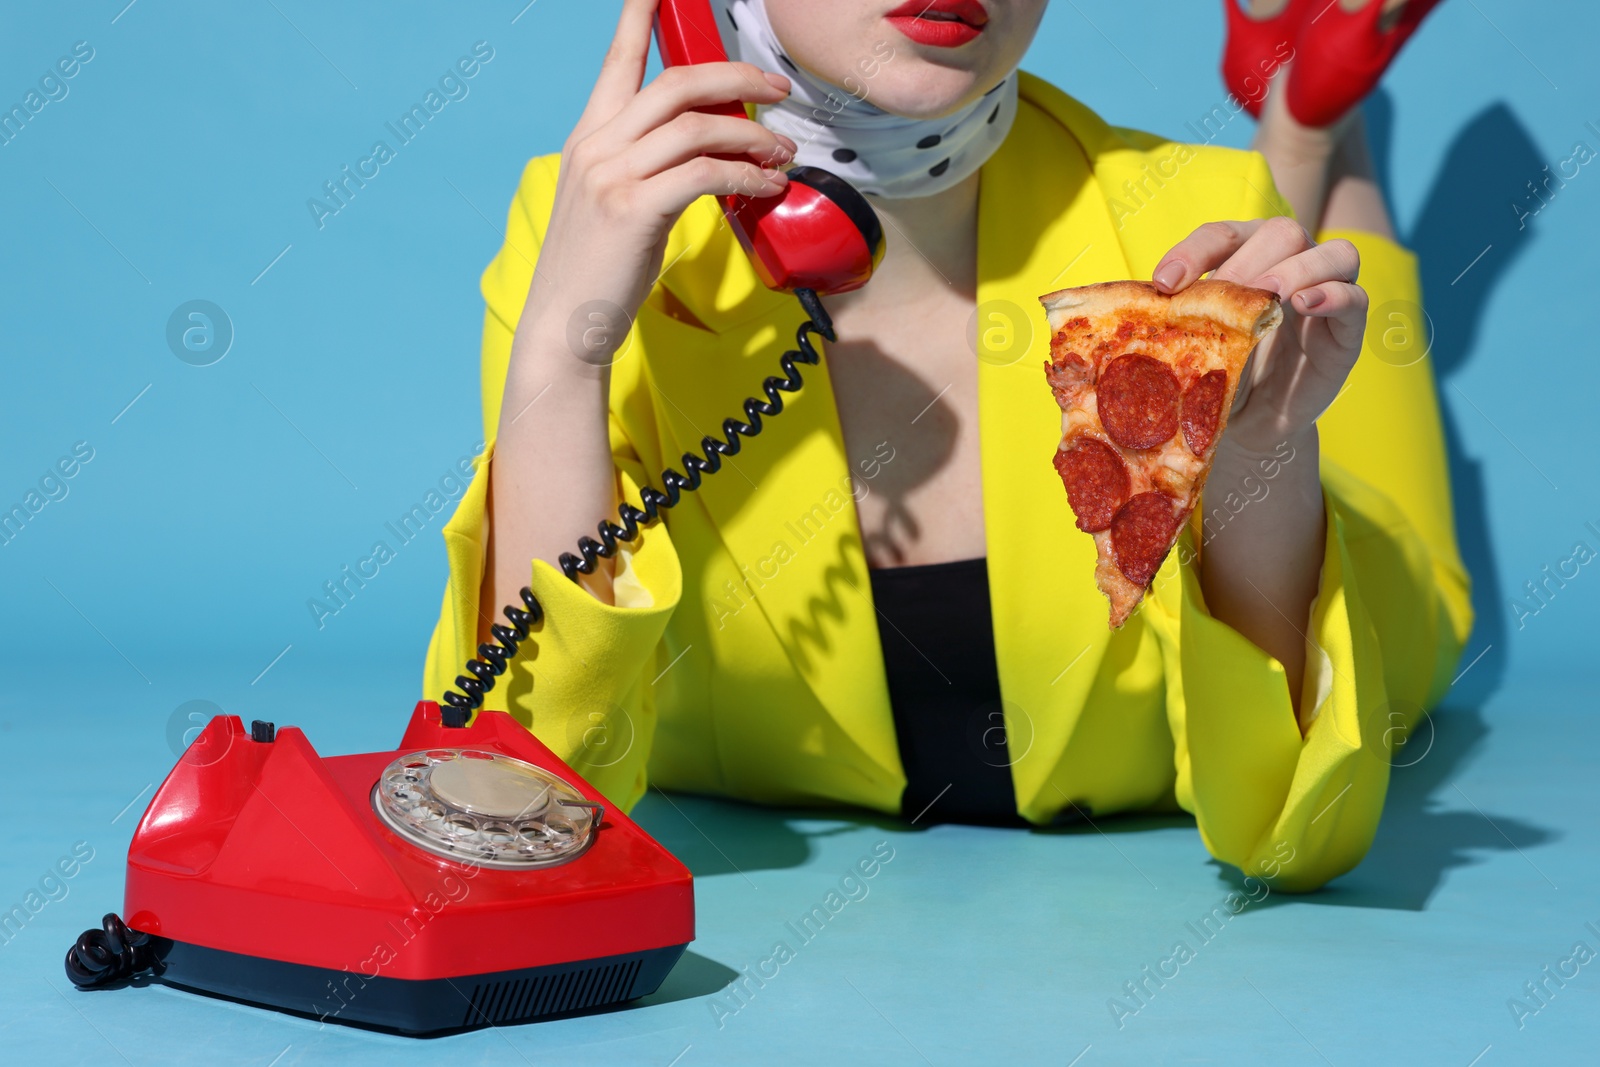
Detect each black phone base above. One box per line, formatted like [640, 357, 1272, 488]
[147, 938, 687, 1036]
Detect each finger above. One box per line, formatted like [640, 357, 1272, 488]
[1248, 238, 1361, 301]
[625, 111, 796, 179]
[636, 155, 789, 218]
[1209, 216, 1316, 287]
[606, 61, 789, 145]
[1151, 220, 1265, 293]
[573, 0, 663, 140]
[1294, 280, 1368, 352]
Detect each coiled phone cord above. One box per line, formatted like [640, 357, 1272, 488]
[65, 913, 162, 990]
[64, 288, 837, 991]
[438, 287, 835, 728]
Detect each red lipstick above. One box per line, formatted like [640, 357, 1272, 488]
[885, 0, 989, 48]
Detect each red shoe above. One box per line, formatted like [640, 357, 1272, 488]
[1221, 0, 1312, 117]
[1286, 0, 1447, 127]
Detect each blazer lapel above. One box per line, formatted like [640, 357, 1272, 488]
[975, 75, 1138, 820]
[647, 205, 903, 791]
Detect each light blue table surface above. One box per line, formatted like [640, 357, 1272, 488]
[2, 1, 1596, 1064]
[2, 664, 1595, 1065]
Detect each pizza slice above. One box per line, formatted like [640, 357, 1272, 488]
[1037, 279, 1282, 627]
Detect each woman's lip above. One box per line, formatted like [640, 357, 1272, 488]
[884, 0, 990, 48]
[884, 0, 989, 25]
[885, 16, 983, 47]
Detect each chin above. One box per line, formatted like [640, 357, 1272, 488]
[864, 66, 992, 120]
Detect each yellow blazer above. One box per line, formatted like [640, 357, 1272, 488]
[423, 72, 1471, 892]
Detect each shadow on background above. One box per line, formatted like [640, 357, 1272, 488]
[631, 790, 809, 878]
[1217, 705, 1555, 911]
[636, 709, 1555, 915]
[1030, 810, 1196, 837]
[635, 950, 740, 1008]
[1366, 91, 1545, 706]
[631, 789, 915, 879]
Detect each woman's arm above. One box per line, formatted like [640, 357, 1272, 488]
[1151, 218, 1367, 719]
[489, 293, 624, 612]
[484, 0, 795, 620]
[1198, 420, 1324, 716]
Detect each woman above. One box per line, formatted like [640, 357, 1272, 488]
[423, 0, 1470, 892]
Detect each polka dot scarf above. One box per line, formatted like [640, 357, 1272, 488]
[718, 0, 1019, 199]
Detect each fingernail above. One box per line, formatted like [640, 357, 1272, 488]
[763, 71, 790, 91]
[1258, 275, 1284, 296]
[1299, 288, 1324, 308]
[778, 133, 798, 153]
[1153, 261, 1185, 291]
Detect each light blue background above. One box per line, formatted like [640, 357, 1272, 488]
[1, 2, 1595, 1064]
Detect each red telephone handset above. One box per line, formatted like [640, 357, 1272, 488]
[654, 0, 884, 295]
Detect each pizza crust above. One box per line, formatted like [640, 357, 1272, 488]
[1040, 279, 1282, 341]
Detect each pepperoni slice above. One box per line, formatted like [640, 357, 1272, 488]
[1053, 438, 1131, 532]
[1111, 492, 1182, 586]
[1181, 370, 1228, 455]
[1097, 354, 1180, 450]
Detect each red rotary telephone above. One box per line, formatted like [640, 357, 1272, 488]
[63, 0, 882, 1035]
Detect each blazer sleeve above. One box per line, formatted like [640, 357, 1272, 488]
[1143, 151, 1473, 892]
[420, 155, 683, 813]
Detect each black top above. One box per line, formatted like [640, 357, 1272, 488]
[867, 556, 1024, 826]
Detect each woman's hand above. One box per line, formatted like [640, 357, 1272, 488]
[489, 0, 796, 612]
[1150, 216, 1367, 455]
[524, 0, 797, 368]
[1149, 217, 1366, 722]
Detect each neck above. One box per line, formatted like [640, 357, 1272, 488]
[831, 170, 982, 312]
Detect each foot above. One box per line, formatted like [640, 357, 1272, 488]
[1220, 0, 1307, 116]
[1285, 0, 1446, 128]
[1348, 0, 1417, 34]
